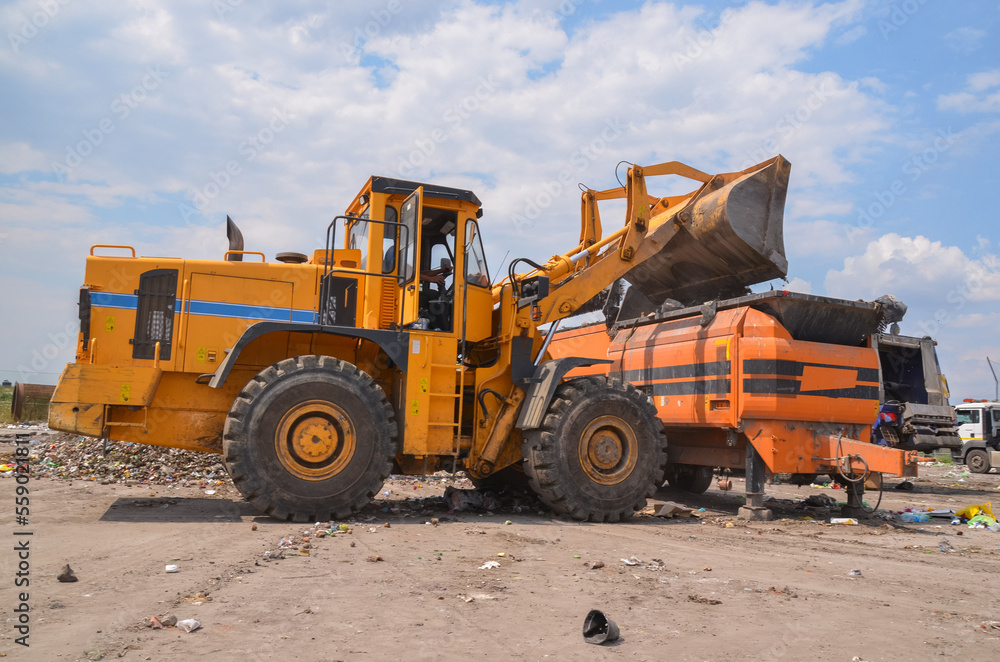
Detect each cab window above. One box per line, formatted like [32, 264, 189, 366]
[347, 212, 369, 271]
[381, 205, 398, 274]
[465, 220, 490, 288]
[957, 409, 980, 425]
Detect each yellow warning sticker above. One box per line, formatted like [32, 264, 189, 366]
[419, 377, 429, 393]
[104, 315, 115, 332]
[197, 346, 207, 363]
[120, 384, 131, 403]
[410, 400, 419, 415]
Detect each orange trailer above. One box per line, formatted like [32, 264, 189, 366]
[550, 291, 917, 519]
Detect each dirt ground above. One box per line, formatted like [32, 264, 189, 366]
[2, 460, 1000, 661]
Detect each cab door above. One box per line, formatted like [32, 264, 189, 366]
[399, 188, 424, 326]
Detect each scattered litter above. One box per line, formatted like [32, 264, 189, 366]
[148, 616, 162, 629]
[806, 494, 837, 508]
[582, 609, 620, 645]
[590, 561, 605, 570]
[848, 569, 864, 578]
[967, 514, 999, 530]
[164, 564, 179, 573]
[161, 615, 177, 627]
[479, 561, 500, 570]
[367, 555, 383, 563]
[938, 540, 953, 553]
[621, 556, 641, 566]
[956, 503, 994, 520]
[831, 518, 858, 525]
[204, 490, 216, 495]
[688, 595, 722, 605]
[182, 592, 211, 604]
[703, 566, 712, 572]
[900, 511, 931, 523]
[57, 564, 78, 583]
[175, 619, 201, 633]
[654, 501, 696, 518]
[251, 523, 258, 531]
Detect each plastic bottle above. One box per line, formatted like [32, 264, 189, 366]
[901, 511, 931, 523]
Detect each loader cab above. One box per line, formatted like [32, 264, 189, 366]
[341, 177, 493, 343]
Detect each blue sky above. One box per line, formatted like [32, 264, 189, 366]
[1, 0, 998, 399]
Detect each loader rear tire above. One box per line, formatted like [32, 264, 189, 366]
[966, 449, 990, 474]
[223, 355, 396, 522]
[522, 377, 668, 522]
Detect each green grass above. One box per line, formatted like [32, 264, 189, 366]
[0, 386, 13, 426]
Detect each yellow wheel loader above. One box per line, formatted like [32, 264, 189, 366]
[51, 158, 801, 522]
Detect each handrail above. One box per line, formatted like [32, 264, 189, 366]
[175, 277, 190, 360]
[90, 244, 136, 258]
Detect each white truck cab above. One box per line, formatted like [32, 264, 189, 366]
[952, 400, 1000, 473]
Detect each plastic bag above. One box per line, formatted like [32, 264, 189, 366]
[955, 502, 994, 520]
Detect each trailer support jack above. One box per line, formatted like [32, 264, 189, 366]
[739, 443, 773, 521]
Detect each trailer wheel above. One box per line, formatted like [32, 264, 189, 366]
[223, 355, 396, 522]
[522, 377, 668, 522]
[665, 464, 714, 494]
[966, 449, 990, 474]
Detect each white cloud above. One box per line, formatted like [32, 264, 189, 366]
[0, 142, 48, 173]
[784, 276, 813, 293]
[825, 234, 1000, 303]
[835, 24, 867, 45]
[938, 69, 1000, 113]
[943, 26, 987, 55]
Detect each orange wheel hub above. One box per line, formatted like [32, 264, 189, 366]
[274, 400, 356, 481]
[578, 415, 638, 485]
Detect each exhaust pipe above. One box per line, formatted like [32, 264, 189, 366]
[226, 215, 244, 262]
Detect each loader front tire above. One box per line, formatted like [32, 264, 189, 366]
[522, 377, 668, 522]
[223, 356, 396, 522]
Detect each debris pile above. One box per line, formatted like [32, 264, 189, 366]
[1, 431, 229, 486]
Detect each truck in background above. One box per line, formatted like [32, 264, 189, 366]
[951, 400, 1000, 473]
[872, 333, 961, 452]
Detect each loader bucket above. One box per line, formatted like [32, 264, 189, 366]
[624, 156, 790, 306]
